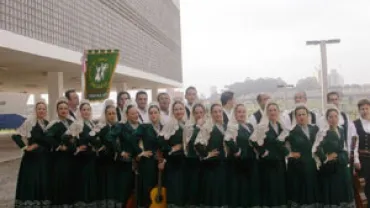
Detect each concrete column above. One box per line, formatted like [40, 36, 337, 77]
[34, 93, 42, 102]
[116, 82, 128, 92]
[151, 88, 159, 101]
[47, 72, 64, 120]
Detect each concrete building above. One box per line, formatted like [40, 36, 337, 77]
[0, 0, 183, 116]
[328, 69, 344, 87]
[315, 68, 344, 88]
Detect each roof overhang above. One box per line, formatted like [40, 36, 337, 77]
[0, 29, 182, 92]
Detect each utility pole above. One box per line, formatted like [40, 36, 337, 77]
[306, 39, 340, 113]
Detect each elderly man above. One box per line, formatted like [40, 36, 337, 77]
[282, 91, 317, 130]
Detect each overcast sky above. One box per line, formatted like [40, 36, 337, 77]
[180, 0, 370, 95]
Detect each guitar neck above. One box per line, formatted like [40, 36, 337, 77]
[158, 170, 162, 190]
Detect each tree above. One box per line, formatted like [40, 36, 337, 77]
[295, 77, 320, 90]
[224, 77, 287, 96]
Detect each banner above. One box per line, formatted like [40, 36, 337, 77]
[83, 49, 119, 101]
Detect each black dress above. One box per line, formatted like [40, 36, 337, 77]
[12, 120, 51, 208]
[158, 127, 187, 208]
[195, 124, 228, 208]
[71, 122, 98, 207]
[96, 124, 120, 207]
[133, 123, 162, 208]
[286, 125, 320, 208]
[44, 119, 74, 207]
[106, 122, 140, 207]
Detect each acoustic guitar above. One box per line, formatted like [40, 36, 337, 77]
[149, 169, 167, 208]
[126, 161, 139, 208]
[350, 136, 368, 208]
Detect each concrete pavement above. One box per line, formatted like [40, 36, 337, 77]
[0, 133, 20, 207]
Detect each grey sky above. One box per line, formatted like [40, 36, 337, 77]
[180, 0, 370, 95]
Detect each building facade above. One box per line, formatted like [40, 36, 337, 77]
[0, 0, 182, 90]
[0, 0, 182, 118]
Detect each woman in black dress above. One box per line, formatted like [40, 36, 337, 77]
[95, 99, 120, 207]
[224, 103, 260, 208]
[12, 100, 51, 208]
[251, 100, 289, 208]
[133, 102, 163, 208]
[312, 105, 355, 208]
[194, 102, 228, 208]
[44, 98, 74, 207]
[158, 99, 187, 208]
[183, 102, 207, 207]
[107, 100, 151, 207]
[67, 99, 99, 207]
[285, 104, 320, 208]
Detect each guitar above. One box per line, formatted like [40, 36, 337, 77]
[149, 169, 167, 208]
[126, 161, 139, 208]
[350, 136, 368, 208]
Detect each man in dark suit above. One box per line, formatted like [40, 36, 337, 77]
[282, 91, 317, 129]
[185, 86, 198, 119]
[116, 91, 131, 122]
[248, 93, 270, 128]
[220, 91, 235, 125]
[65, 89, 79, 120]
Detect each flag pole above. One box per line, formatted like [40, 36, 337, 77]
[81, 51, 86, 99]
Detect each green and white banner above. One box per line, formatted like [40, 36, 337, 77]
[83, 49, 119, 101]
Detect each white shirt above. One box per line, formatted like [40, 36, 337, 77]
[223, 108, 232, 121]
[160, 110, 171, 125]
[360, 117, 370, 133]
[137, 108, 149, 124]
[248, 109, 264, 128]
[117, 107, 124, 122]
[68, 108, 78, 121]
[185, 103, 193, 120]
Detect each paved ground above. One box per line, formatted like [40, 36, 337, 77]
[0, 158, 19, 207]
[0, 133, 20, 207]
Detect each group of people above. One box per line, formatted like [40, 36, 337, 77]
[11, 86, 370, 208]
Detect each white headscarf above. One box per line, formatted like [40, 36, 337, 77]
[97, 99, 116, 127]
[224, 103, 247, 142]
[16, 99, 47, 138]
[193, 101, 221, 147]
[159, 98, 187, 140]
[249, 99, 289, 146]
[312, 104, 343, 169]
[183, 102, 209, 154]
[120, 99, 138, 124]
[67, 99, 92, 137]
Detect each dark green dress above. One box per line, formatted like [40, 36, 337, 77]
[225, 123, 260, 208]
[195, 124, 228, 207]
[106, 122, 139, 207]
[314, 127, 355, 207]
[158, 126, 186, 207]
[96, 124, 120, 207]
[286, 125, 320, 208]
[71, 122, 98, 207]
[44, 119, 74, 207]
[133, 123, 162, 208]
[184, 125, 202, 207]
[257, 123, 289, 208]
[12, 120, 51, 208]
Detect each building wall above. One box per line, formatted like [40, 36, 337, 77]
[328, 69, 344, 87]
[0, 0, 182, 82]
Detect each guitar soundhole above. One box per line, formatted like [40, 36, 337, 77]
[155, 194, 163, 203]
